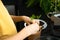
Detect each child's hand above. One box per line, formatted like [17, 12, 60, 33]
[22, 16, 32, 24]
[25, 23, 42, 35]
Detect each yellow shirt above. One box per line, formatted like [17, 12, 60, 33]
[0, 0, 17, 37]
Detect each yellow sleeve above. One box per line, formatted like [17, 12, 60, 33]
[0, 0, 17, 37]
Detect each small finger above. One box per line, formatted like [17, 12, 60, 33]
[39, 26, 43, 31]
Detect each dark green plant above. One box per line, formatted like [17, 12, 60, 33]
[57, 0, 60, 11]
[26, 0, 60, 14]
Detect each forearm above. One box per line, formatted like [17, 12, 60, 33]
[11, 15, 24, 22]
[1, 27, 31, 40]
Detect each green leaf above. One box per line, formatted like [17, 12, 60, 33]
[36, 15, 41, 19]
[30, 14, 36, 20]
[26, 0, 35, 7]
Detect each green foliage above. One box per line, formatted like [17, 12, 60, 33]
[40, 0, 51, 14]
[30, 14, 41, 19]
[26, 0, 60, 14]
[57, 0, 60, 11]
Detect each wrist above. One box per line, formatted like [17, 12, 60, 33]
[17, 27, 31, 40]
[24, 27, 32, 36]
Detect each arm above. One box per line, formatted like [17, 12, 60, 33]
[11, 15, 32, 23]
[0, 27, 30, 40]
[4, 26, 31, 40]
[11, 15, 24, 22]
[1, 23, 42, 40]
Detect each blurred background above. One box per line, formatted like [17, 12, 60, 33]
[2, 0, 60, 40]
